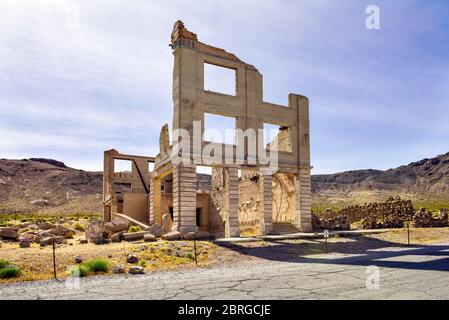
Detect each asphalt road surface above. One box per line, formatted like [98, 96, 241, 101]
[2, 242, 449, 300]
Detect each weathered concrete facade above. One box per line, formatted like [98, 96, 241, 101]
[103, 21, 313, 237]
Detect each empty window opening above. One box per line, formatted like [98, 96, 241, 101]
[204, 113, 236, 144]
[114, 159, 132, 173]
[204, 63, 236, 96]
[196, 166, 212, 175]
[263, 123, 292, 152]
[148, 161, 155, 172]
[169, 206, 174, 221]
[196, 208, 202, 227]
[162, 174, 173, 193]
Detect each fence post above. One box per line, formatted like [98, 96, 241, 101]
[193, 234, 198, 267]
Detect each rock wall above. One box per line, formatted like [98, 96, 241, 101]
[314, 197, 449, 230]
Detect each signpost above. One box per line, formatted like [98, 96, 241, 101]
[404, 221, 411, 246]
[52, 239, 62, 283]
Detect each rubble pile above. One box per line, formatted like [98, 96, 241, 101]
[312, 214, 350, 231]
[412, 208, 448, 228]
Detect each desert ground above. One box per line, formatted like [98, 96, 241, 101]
[1, 229, 449, 299]
[1, 214, 449, 287]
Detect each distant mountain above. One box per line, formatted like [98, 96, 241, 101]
[312, 152, 449, 204]
[0, 158, 102, 214]
[0, 152, 448, 214]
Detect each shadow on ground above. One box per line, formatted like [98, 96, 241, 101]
[217, 236, 449, 272]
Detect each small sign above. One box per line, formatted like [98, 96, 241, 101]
[323, 229, 330, 238]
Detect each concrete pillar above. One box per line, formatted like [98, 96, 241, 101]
[294, 167, 313, 232]
[224, 167, 240, 237]
[103, 206, 111, 223]
[172, 163, 198, 234]
[149, 177, 161, 225]
[259, 173, 273, 235]
[102, 150, 116, 222]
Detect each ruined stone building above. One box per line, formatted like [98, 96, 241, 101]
[103, 21, 312, 238]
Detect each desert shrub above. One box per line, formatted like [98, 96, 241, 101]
[138, 259, 147, 267]
[0, 266, 21, 279]
[0, 259, 12, 269]
[73, 222, 85, 232]
[69, 259, 109, 277]
[83, 259, 109, 273]
[19, 228, 30, 233]
[128, 225, 141, 233]
[186, 252, 195, 260]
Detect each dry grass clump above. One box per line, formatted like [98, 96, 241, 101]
[0, 260, 21, 279]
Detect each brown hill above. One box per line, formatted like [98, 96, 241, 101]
[0, 152, 448, 215]
[312, 152, 449, 207]
[0, 158, 102, 214]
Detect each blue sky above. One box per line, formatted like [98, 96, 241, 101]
[0, 0, 448, 174]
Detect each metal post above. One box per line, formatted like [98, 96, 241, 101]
[404, 221, 410, 246]
[407, 224, 410, 246]
[52, 239, 57, 280]
[193, 234, 198, 267]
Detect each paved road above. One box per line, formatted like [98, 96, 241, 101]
[2, 242, 449, 300]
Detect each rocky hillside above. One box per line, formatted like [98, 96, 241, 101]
[0, 158, 102, 214]
[1, 152, 448, 215]
[312, 152, 449, 205]
[0, 158, 214, 215]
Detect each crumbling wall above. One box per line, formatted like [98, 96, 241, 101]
[412, 208, 448, 228]
[238, 171, 261, 233]
[208, 167, 226, 237]
[272, 173, 296, 222]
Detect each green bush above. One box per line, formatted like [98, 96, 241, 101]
[128, 225, 141, 233]
[69, 259, 109, 277]
[138, 259, 147, 267]
[186, 252, 195, 260]
[70, 264, 89, 278]
[0, 259, 12, 269]
[0, 266, 21, 279]
[73, 222, 85, 232]
[84, 259, 109, 273]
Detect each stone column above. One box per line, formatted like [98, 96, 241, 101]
[149, 177, 161, 225]
[225, 167, 240, 237]
[259, 173, 273, 235]
[172, 163, 198, 234]
[294, 167, 313, 232]
[103, 150, 116, 222]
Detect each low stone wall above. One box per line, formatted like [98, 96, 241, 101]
[312, 214, 350, 231]
[412, 208, 448, 228]
[314, 197, 449, 230]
